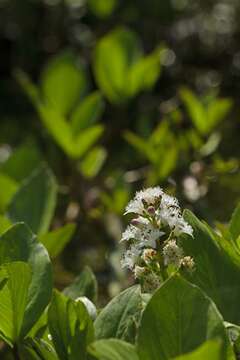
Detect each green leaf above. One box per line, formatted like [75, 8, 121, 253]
[19, 338, 58, 360]
[63, 266, 98, 303]
[0, 262, 32, 345]
[124, 131, 155, 162]
[179, 87, 206, 135]
[88, 339, 139, 360]
[229, 202, 240, 241]
[41, 52, 87, 116]
[93, 27, 142, 103]
[88, 0, 118, 18]
[0, 173, 18, 212]
[40, 223, 76, 258]
[71, 92, 105, 134]
[181, 210, 240, 325]
[7, 165, 57, 235]
[128, 47, 162, 96]
[206, 98, 233, 134]
[94, 285, 143, 343]
[0, 223, 53, 337]
[0, 215, 12, 235]
[137, 275, 232, 360]
[73, 125, 104, 158]
[173, 339, 223, 360]
[78, 146, 107, 178]
[48, 290, 94, 360]
[0, 143, 42, 182]
[37, 104, 75, 157]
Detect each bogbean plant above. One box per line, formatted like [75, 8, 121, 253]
[1, 174, 240, 359]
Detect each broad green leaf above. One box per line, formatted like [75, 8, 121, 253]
[0, 143, 42, 182]
[63, 266, 98, 303]
[0, 173, 18, 212]
[206, 98, 233, 134]
[71, 92, 105, 134]
[137, 275, 232, 360]
[181, 210, 240, 324]
[93, 27, 142, 103]
[0, 215, 12, 235]
[88, 0, 118, 18]
[173, 339, 223, 360]
[78, 146, 107, 178]
[88, 339, 139, 360]
[48, 290, 94, 360]
[40, 223, 76, 258]
[7, 165, 57, 235]
[95, 285, 143, 343]
[128, 47, 162, 96]
[36, 104, 73, 155]
[229, 202, 240, 241]
[73, 125, 104, 158]
[19, 338, 58, 360]
[179, 87, 206, 135]
[0, 262, 32, 345]
[41, 52, 87, 115]
[124, 131, 155, 162]
[0, 223, 53, 337]
[156, 144, 178, 180]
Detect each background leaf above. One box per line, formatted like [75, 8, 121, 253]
[63, 266, 98, 303]
[40, 223, 76, 259]
[7, 165, 57, 235]
[41, 52, 87, 116]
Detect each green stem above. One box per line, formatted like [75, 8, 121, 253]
[13, 345, 20, 360]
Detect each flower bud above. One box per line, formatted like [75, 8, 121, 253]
[147, 206, 155, 215]
[181, 256, 195, 271]
[142, 248, 157, 263]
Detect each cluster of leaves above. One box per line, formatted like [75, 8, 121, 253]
[1, 181, 240, 359]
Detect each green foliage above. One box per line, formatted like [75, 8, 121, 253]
[0, 223, 53, 337]
[181, 210, 240, 324]
[93, 27, 162, 103]
[173, 339, 223, 360]
[229, 202, 240, 241]
[94, 285, 143, 343]
[137, 275, 232, 360]
[63, 266, 98, 303]
[0, 262, 31, 346]
[15, 57, 106, 178]
[48, 290, 94, 360]
[88, 0, 118, 18]
[88, 339, 139, 360]
[41, 52, 87, 116]
[7, 165, 57, 235]
[180, 87, 233, 135]
[40, 223, 76, 259]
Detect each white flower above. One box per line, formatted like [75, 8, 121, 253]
[173, 219, 193, 237]
[120, 245, 141, 270]
[120, 224, 138, 242]
[121, 217, 164, 248]
[163, 239, 184, 267]
[125, 186, 163, 215]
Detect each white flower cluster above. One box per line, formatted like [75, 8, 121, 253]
[120, 187, 194, 282]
